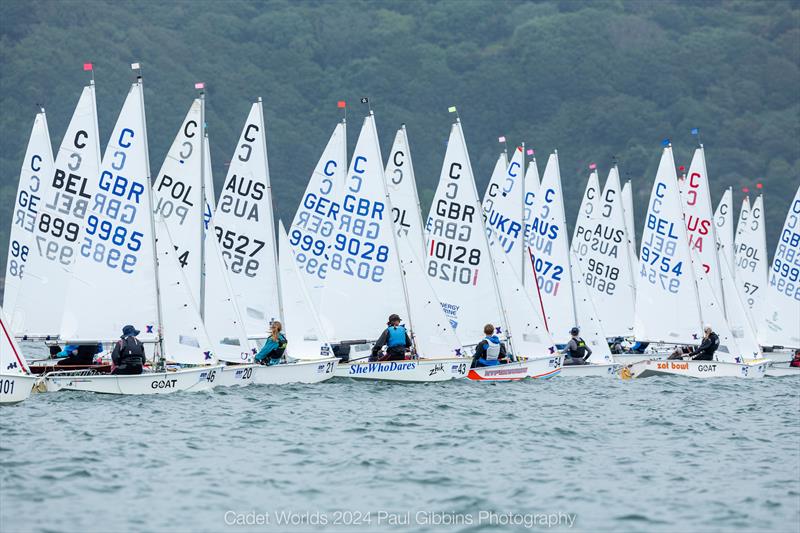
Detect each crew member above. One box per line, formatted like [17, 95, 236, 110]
[685, 325, 719, 361]
[471, 324, 509, 368]
[111, 325, 146, 375]
[56, 344, 103, 366]
[255, 321, 288, 365]
[790, 349, 800, 368]
[564, 327, 591, 365]
[371, 314, 412, 362]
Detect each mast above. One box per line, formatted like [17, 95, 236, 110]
[198, 86, 207, 319]
[520, 142, 527, 278]
[134, 63, 165, 361]
[375, 113, 416, 353]
[458, 118, 515, 354]
[556, 150, 579, 328]
[258, 97, 283, 324]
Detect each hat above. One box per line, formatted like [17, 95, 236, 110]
[570, 327, 580, 335]
[121, 325, 140, 338]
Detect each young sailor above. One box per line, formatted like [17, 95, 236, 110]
[564, 327, 591, 366]
[111, 325, 146, 375]
[255, 321, 288, 366]
[370, 314, 412, 362]
[790, 350, 800, 368]
[56, 344, 103, 366]
[471, 324, 509, 368]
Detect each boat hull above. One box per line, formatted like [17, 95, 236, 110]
[335, 358, 468, 382]
[217, 364, 258, 387]
[765, 363, 800, 377]
[44, 365, 224, 394]
[560, 363, 621, 377]
[0, 373, 38, 404]
[628, 359, 768, 379]
[468, 357, 560, 381]
[252, 358, 337, 385]
[613, 353, 668, 365]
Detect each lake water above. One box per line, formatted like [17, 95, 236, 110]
[1, 372, 798, 533]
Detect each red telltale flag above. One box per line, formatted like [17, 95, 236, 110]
[337, 101, 346, 108]
[83, 63, 93, 71]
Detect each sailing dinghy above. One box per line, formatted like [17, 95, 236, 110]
[0, 306, 38, 404]
[626, 144, 767, 379]
[44, 75, 223, 394]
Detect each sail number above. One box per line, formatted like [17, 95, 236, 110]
[0, 379, 15, 395]
[640, 214, 683, 294]
[214, 227, 264, 277]
[584, 258, 619, 295]
[289, 229, 329, 281]
[533, 257, 563, 296]
[7, 240, 29, 278]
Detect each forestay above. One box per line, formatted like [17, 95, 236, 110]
[524, 153, 575, 337]
[277, 222, 333, 360]
[289, 121, 347, 306]
[634, 145, 702, 343]
[386, 125, 426, 258]
[1, 306, 29, 374]
[621, 179, 638, 287]
[572, 167, 636, 337]
[4, 110, 54, 315]
[758, 187, 800, 348]
[569, 252, 613, 364]
[714, 187, 734, 273]
[60, 81, 158, 343]
[154, 217, 215, 365]
[680, 147, 724, 306]
[152, 99, 204, 304]
[14, 85, 101, 337]
[483, 147, 526, 281]
[425, 120, 504, 337]
[734, 195, 768, 325]
[212, 100, 279, 337]
[319, 113, 407, 341]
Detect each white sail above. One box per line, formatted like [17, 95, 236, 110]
[522, 156, 541, 290]
[524, 152, 575, 337]
[680, 147, 725, 308]
[385, 125, 426, 258]
[425, 121, 505, 338]
[154, 217, 215, 365]
[1, 306, 29, 374]
[152, 99, 204, 304]
[319, 113, 408, 341]
[759, 187, 800, 348]
[571, 167, 636, 337]
[484, 147, 526, 281]
[571, 169, 602, 245]
[289, 122, 347, 306]
[13, 85, 101, 337]
[277, 222, 333, 360]
[714, 187, 734, 272]
[4, 110, 54, 315]
[397, 237, 463, 357]
[212, 100, 279, 337]
[203, 134, 216, 230]
[491, 240, 554, 356]
[59, 81, 159, 343]
[621, 179, 638, 288]
[719, 252, 762, 358]
[634, 145, 702, 343]
[569, 252, 613, 364]
[734, 195, 768, 324]
[202, 222, 252, 362]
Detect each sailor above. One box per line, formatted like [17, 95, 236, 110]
[684, 325, 720, 361]
[255, 321, 287, 365]
[471, 324, 509, 368]
[111, 325, 146, 375]
[56, 343, 103, 366]
[563, 327, 591, 365]
[371, 314, 412, 362]
[790, 349, 800, 368]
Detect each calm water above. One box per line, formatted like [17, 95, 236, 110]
[1, 374, 798, 533]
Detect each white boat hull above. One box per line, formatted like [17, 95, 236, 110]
[628, 359, 769, 379]
[217, 364, 258, 387]
[468, 356, 560, 381]
[765, 363, 800, 377]
[44, 365, 224, 394]
[252, 358, 337, 384]
[0, 373, 38, 404]
[613, 353, 668, 365]
[560, 363, 621, 377]
[335, 358, 468, 382]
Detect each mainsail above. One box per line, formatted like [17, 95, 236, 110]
[714, 187, 734, 273]
[621, 179, 638, 288]
[634, 145, 702, 343]
[385, 125, 427, 258]
[483, 147, 526, 281]
[1, 306, 29, 374]
[758, 187, 800, 348]
[13, 85, 101, 337]
[211, 100, 279, 337]
[734, 194, 768, 325]
[3, 109, 54, 315]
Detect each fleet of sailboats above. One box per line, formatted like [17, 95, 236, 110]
[1, 66, 798, 402]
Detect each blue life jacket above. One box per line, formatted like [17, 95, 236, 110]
[386, 326, 407, 348]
